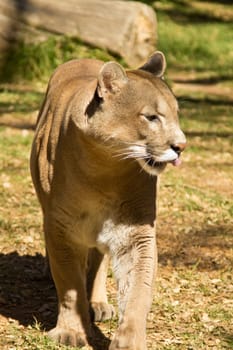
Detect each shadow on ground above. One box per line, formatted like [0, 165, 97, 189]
[0, 252, 110, 349]
[0, 252, 56, 328]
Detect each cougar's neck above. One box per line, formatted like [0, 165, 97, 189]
[60, 122, 139, 186]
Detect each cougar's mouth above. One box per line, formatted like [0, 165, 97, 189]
[137, 157, 167, 176]
[139, 155, 182, 176]
[123, 145, 183, 176]
[146, 157, 165, 168]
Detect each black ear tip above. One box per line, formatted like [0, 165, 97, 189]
[150, 51, 166, 68]
[140, 51, 166, 77]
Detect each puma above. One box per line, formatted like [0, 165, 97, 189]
[30, 51, 186, 349]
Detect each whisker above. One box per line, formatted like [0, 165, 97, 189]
[139, 158, 150, 174]
[109, 142, 150, 164]
[112, 149, 147, 159]
[112, 150, 148, 162]
[122, 154, 148, 160]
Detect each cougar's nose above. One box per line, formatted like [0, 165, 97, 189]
[171, 142, 186, 155]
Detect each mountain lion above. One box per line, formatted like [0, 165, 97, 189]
[30, 51, 186, 349]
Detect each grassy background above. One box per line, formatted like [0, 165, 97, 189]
[0, 0, 233, 349]
[1, 0, 233, 82]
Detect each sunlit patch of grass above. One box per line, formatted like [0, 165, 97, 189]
[0, 128, 32, 172]
[0, 88, 43, 114]
[149, 269, 233, 349]
[179, 102, 233, 135]
[155, 1, 233, 77]
[0, 127, 43, 254]
[1, 321, 82, 350]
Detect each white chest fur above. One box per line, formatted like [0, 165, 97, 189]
[97, 219, 133, 255]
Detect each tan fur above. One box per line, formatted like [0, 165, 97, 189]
[30, 52, 186, 349]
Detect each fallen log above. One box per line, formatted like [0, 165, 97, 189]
[0, 0, 157, 66]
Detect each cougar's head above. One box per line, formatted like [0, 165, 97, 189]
[86, 51, 186, 176]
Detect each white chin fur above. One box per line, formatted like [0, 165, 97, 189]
[156, 149, 178, 162]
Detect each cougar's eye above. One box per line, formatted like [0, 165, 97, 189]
[144, 114, 159, 122]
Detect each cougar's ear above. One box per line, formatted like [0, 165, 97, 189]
[97, 62, 128, 98]
[140, 51, 166, 78]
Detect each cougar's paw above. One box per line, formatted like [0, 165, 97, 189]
[48, 327, 89, 347]
[109, 325, 146, 350]
[90, 302, 115, 322]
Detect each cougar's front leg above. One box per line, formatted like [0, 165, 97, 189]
[87, 248, 115, 322]
[110, 227, 157, 350]
[45, 222, 91, 347]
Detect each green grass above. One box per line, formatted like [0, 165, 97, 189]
[0, 37, 123, 83]
[158, 18, 232, 75]
[152, 0, 233, 78]
[1, 1, 233, 82]
[1, 322, 79, 350]
[0, 88, 43, 114]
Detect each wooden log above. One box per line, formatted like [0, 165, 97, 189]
[0, 0, 157, 66]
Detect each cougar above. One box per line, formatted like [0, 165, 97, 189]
[30, 51, 186, 349]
